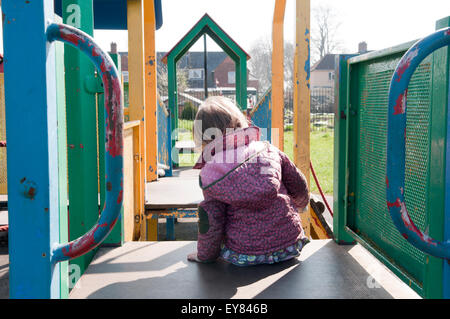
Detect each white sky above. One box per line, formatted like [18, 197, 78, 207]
[0, 1, 448, 58]
[92, 0, 450, 58]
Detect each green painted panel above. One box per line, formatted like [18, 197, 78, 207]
[333, 55, 357, 244]
[424, 16, 450, 299]
[340, 18, 450, 298]
[62, 0, 98, 282]
[347, 51, 434, 295]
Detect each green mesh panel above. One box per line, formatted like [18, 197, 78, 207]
[352, 53, 433, 287]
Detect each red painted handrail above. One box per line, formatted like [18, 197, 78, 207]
[47, 23, 124, 263]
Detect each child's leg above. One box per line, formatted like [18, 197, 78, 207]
[219, 238, 309, 267]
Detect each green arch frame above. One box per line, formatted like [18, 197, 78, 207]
[162, 14, 250, 137]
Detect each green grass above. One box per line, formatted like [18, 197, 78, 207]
[177, 128, 200, 167]
[175, 119, 334, 195]
[179, 119, 194, 133]
[284, 130, 333, 195]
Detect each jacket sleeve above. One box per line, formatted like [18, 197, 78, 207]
[279, 150, 310, 209]
[196, 193, 227, 262]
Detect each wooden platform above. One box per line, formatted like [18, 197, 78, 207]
[175, 140, 197, 153]
[0, 211, 7, 226]
[145, 168, 203, 210]
[0, 195, 7, 212]
[69, 240, 420, 299]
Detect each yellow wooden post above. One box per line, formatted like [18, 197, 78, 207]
[123, 120, 141, 241]
[0, 74, 6, 195]
[137, 123, 150, 241]
[294, 0, 312, 239]
[144, 0, 158, 183]
[128, 0, 153, 241]
[272, 0, 286, 151]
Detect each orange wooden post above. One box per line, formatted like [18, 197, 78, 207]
[0, 74, 6, 195]
[127, 0, 151, 240]
[272, 0, 286, 151]
[144, 0, 158, 183]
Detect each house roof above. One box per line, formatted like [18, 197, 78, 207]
[157, 51, 227, 71]
[311, 54, 337, 71]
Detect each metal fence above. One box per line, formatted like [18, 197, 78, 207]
[284, 87, 334, 132]
[160, 89, 237, 140]
[159, 86, 336, 137]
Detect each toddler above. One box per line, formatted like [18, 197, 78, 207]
[187, 96, 309, 266]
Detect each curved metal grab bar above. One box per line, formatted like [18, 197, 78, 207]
[386, 27, 450, 260]
[47, 23, 124, 264]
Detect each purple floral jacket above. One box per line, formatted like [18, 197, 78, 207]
[193, 126, 309, 262]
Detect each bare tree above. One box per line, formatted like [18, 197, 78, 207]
[311, 4, 344, 64]
[249, 37, 296, 97]
[283, 41, 295, 91]
[248, 36, 272, 95]
[157, 62, 188, 95]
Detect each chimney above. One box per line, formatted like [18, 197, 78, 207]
[358, 41, 367, 54]
[110, 42, 118, 54]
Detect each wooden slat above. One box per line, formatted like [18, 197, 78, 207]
[123, 120, 141, 131]
[146, 203, 199, 210]
[123, 127, 134, 242]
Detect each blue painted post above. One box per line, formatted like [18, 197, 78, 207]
[166, 217, 175, 240]
[250, 89, 272, 142]
[2, 0, 62, 298]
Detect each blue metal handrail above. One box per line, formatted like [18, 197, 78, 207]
[46, 23, 124, 263]
[386, 27, 450, 260]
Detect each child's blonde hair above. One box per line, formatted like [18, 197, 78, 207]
[193, 96, 249, 146]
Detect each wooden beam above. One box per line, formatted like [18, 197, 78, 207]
[144, 0, 158, 182]
[294, 0, 314, 239]
[127, 0, 148, 240]
[272, 0, 286, 150]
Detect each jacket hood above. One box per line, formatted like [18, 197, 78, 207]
[198, 127, 282, 208]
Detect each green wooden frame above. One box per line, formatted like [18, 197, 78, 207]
[162, 14, 250, 149]
[333, 54, 357, 245]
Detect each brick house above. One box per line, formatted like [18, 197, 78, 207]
[311, 42, 369, 89]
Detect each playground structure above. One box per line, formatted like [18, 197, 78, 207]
[0, 0, 448, 299]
